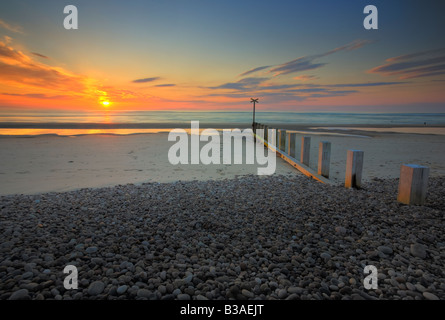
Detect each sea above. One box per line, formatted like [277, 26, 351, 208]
[0, 111, 444, 136]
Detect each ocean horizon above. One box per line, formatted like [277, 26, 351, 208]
[1, 111, 445, 136]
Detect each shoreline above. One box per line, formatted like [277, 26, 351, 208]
[1, 128, 444, 195]
[0, 124, 444, 138]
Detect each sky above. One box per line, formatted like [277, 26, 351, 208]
[0, 0, 444, 112]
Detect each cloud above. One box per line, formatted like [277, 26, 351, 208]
[1, 92, 69, 99]
[154, 83, 176, 87]
[0, 19, 24, 34]
[0, 41, 162, 107]
[269, 58, 326, 76]
[293, 75, 318, 81]
[132, 77, 160, 83]
[0, 41, 85, 91]
[236, 39, 372, 79]
[207, 77, 269, 91]
[3, 35, 12, 44]
[31, 52, 49, 59]
[368, 48, 445, 79]
[269, 39, 372, 77]
[238, 66, 270, 77]
[325, 81, 405, 87]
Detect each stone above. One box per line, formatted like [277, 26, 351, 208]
[410, 244, 427, 259]
[423, 292, 439, 300]
[85, 246, 98, 254]
[320, 252, 331, 260]
[241, 289, 254, 299]
[9, 289, 30, 300]
[177, 293, 191, 300]
[288, 287, 303, 294]
[377, 246, 393, 255]
[88, 281, 105, 296]
[117, 285, 128, 295]
[137, 289, 151, 299]
[335, 226, 347, 234]
[22, 271, 34, 279]
[277, 289, 288, 299]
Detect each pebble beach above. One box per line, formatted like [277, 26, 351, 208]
[1, 174, 444, 300]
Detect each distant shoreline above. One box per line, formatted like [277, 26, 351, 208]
[0, 123, 445, 138]
[1, 121, 445, 129]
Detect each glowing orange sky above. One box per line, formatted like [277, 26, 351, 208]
[0, 1, 444, 112]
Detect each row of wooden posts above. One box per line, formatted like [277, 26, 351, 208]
[253, 122, 430, 206]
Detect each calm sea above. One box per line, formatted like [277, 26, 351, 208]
[0, 111, 444, 136]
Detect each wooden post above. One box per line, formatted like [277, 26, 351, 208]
[268, 128, 276, 147]
[300, 136, 311, 166]
[277, 129, 281, 150]
[280, 130, 287, 152]
[264, 125, 268, 142]
[258, 124, 264, 140]
[279, 130, 286, 152]
[287, 132, 297, 158]
[345, 150, 364, 189]
[318, 141, 331, 178]
[397, 164, 429, 205]
[284, 131, 289, 154]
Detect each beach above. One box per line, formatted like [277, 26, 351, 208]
[0, 126, 444, 195]
[0, 175, 444, 300]
[0, 125, 444, 301]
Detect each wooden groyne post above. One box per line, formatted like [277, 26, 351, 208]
[318, 141, 331, 178]
[287, 132, 297, 158]
[397, 164, 429, 205]
[300, 136, 311, 166]
[345, 150, 364, 189]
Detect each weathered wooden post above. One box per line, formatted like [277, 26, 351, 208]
[287, 132, 297, 158]
[284, 131, 289, 154]
[277, 129, 281, 150]
[318, 141, 331, 178]
[257, 124, 264, 140]
[279, 130, 287, 152]
[345, 150, 364, 189]
[300, 136, 311, 166]
[268, 128, 276, 148]
[264, 125, 268, 142]
[397, 164, 429, 205]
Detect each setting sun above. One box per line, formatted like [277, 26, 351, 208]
[101, 101, 110, 107]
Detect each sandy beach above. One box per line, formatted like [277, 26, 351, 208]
[0, 127, 444, 195]
[0, 126, 444, 301]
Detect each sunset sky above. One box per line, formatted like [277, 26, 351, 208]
[0, 0, 444, 112]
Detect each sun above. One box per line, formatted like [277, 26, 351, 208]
[101, 100, 110, 107]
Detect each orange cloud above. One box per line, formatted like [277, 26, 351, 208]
[0, 40, 153, 110]
[293, 75, 318, 81]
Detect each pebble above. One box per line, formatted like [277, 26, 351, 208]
[116, 285, 128, 295]
[377, 246, 393, 255]
[320, 252, 331, 260]
[335, 226, 347, 234]
[9, 289, 30, 300]
[277, 289, 288, 299]
[137, 289, 152, 299]
[242, 289, 255, 299]
[88, 281, 105, 296]
[423, 292, 439, 300]
[0, 175, 443, 300]
[410, 244, 427, 259]
[85, 246, 98, 254]
[288, 287, 303, 294]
